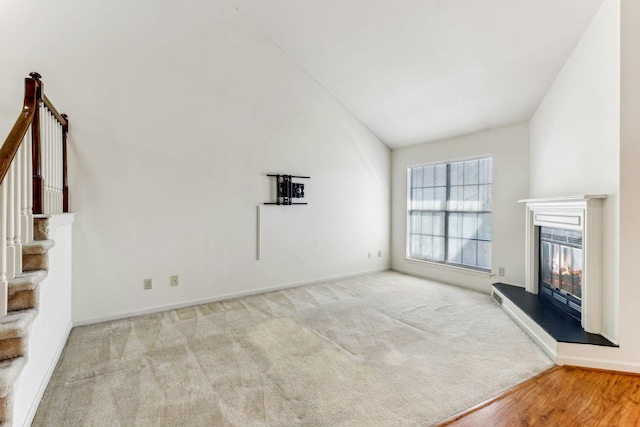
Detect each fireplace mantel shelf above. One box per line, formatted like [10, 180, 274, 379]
[518, 195, 607, 204]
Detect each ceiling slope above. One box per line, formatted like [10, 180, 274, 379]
[231, 0, 604, 148]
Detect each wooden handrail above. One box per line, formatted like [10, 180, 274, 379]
[0, 76, 40, 185]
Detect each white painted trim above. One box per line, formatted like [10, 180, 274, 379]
[73, 268, 389, 327]
[519, 195, 607, 203]
[393, 266, 491, 294]
[403, 258, 493, 278]
[21, 320, 73, 427]
[492, 287, 558, 362]
[555, 352, 640, 374]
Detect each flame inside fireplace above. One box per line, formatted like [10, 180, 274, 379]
[540, 228, 582, 299]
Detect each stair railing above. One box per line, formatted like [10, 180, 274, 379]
[0, 72, 69, 315]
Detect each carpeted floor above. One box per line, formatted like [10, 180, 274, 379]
[33, 271, 553, 426]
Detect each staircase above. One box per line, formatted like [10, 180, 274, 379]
[0, 72, 70, 426]
[0, 217, 54, 425]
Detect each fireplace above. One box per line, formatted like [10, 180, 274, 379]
[539, 226, 582, 320]
[521, 195, 605, 334]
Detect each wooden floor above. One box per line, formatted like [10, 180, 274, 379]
[438, 366, 640, 427]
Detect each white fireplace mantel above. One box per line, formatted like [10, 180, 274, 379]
[519, 195, 606, 334]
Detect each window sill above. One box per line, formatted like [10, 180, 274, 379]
[404, 257, 493, 278]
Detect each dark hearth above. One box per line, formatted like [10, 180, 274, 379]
[493, 283, 615, 347]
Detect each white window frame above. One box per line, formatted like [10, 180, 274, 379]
[406, 156, 493, 272]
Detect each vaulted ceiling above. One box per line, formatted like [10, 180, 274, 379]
[231, 0, 604, 148]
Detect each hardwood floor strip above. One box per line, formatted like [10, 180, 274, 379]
[436, 367, 560, 426]
[439, 365, 640, 427]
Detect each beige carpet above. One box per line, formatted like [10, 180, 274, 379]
[33, 271, 552, 426]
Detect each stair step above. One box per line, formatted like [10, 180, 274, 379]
[0, 357, 26, 397]
[0, 356, 27, 425]
[21, 240, 55, 255]
[33, 216, 50, 241]
[7, 271, 47, 312]
[0, 310, 37, 361]
[22, 240, 55, 272]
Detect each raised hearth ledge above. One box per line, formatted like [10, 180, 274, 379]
[491, 283, 616, 364]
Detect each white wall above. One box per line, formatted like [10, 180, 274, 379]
[391, 123, 529, 292]
[529, 0, 620, 345]
[0, 0, 390, 323]
[13, 215, 74, 427]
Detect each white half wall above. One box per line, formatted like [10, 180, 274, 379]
[391, 122, 529, 292]
[529, 0, 620, 345]
[13, 214, 74, 427]
[0, 0, 390, 323]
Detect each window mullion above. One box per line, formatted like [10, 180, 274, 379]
[444, 163, 451, 263]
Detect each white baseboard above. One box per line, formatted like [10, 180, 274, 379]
[73, 268, 389, 327]
[391, 267, 491, 294]
[556, 354, 640, 374]
[22, 320, 73, 427]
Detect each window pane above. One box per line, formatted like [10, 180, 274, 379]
[449, 186, 463, 211]
[462, 213, 478, 239]
[423, 165, 435, 187]
[422, 187, 435, 210]
[462, 239, 477, 267]
[433, 213, 445, 236]
[464, 160, 479, 185]
[410, 212, 421, 234]
[411, 168, 420, 188]
[450, 162, 463, 185]
[414, 167, 422, 188]
[448, 213, 462, 238]
[435, 164, 447, 186]
[478, 213, 492, 241]
[434, 187, 447, 210]
[410, 234, 421, 257]
[479, 158, 492, 184]
[463, 185, 479, 211]
[477, 241, 491, 270]
[479, 184, 491, 211]
[448, 237, 462, 264]
[415, 188, 423, 210]
[421, 212, 433, 236]
[433, 236, 445, 261]
[421, 235, 433, 259]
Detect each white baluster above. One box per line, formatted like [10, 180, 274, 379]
[45, 111, 51, 214]
[13, 142, 22, 275]
[49, 111, 55, 213]
[39, 104, 47, 215]
[45, 111, 50, 214]
[26, 121, 33, 241]
[6, 164, 15, 280]
[0, 181, 7, 316]
[21, 129, 33, 243]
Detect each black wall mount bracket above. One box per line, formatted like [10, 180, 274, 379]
[264, 174, 310, 205]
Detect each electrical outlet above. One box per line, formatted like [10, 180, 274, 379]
[498, 267, 505, 276]
[144, 278, 152, 290]
[170, 275, 179, 286]
[368, 252, 372, 259]
[378, 250, 382, 257]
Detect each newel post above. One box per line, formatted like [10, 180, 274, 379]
[61, 113, 69, 212]
[29, 72, 44, 215]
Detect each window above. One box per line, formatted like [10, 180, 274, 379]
[408, 157, 492, 271]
